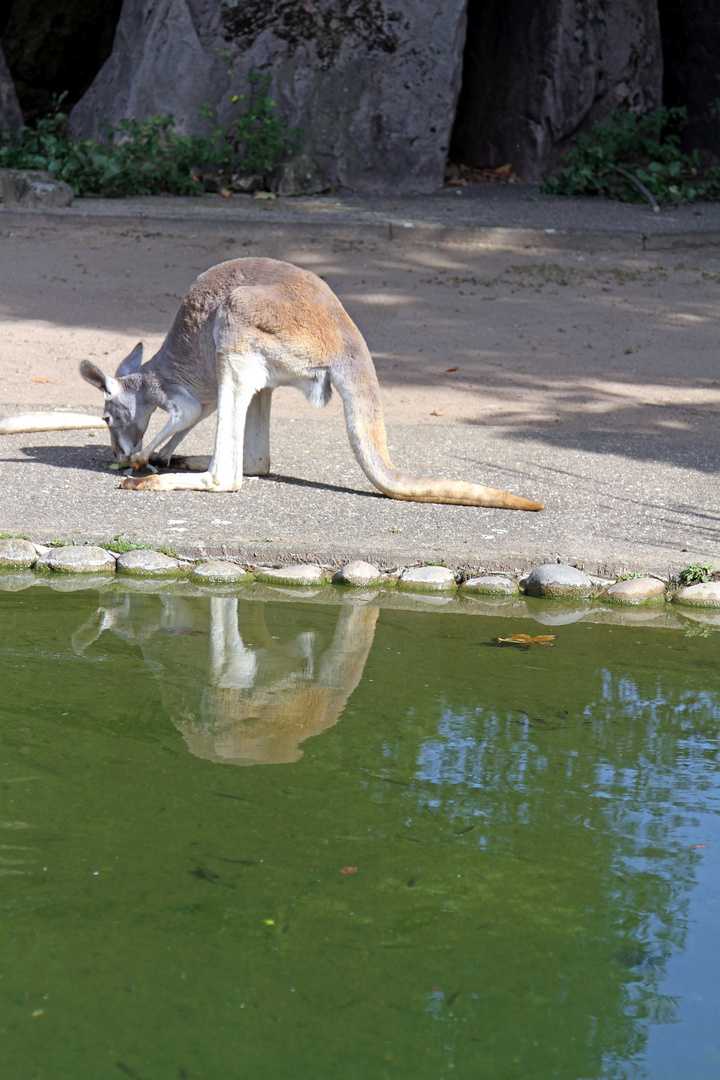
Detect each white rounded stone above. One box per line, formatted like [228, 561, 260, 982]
[191, 560, 253, 583]
[115, 549, 181, 576]
[603, 577, 666, 603]
[333, 560, 382, 586]
[44, 545, 117, 574]
[399, 565, 457, 590]
[461, 575, 518, 596]
[0, 538, 37, 568]
[258, 564, 327, 586]
[672, 582, 720, 608]
[520, 564, 593, 598]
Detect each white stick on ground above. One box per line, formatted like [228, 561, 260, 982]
[0, 412, 105, 434]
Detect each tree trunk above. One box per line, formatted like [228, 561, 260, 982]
[452, 0, 663, 182]
[0, 39, 21, 129]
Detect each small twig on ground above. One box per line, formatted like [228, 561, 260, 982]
[610, 165, 661, 212]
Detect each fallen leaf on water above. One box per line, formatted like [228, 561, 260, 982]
[690, 844, 708, 849]
[445, 366, 458, 372]
[340, 866, 357, 875]
[430, 409, 444, 416]
[219, 188, 232, 198]
[31, 377, 53, 383]
[496, 633, 556, 647]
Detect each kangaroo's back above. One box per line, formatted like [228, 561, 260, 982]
[159, 258, 360, 394]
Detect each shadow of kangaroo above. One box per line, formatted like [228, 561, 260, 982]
[72, 593, 379, 766]
[76, 258, 542, 509]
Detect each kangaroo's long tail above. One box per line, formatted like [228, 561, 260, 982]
[0, 412, 105, 434]
[331, 350, 544, 511]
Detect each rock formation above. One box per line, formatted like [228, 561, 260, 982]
[69, 0, 468, 194]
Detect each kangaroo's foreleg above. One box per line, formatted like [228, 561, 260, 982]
[122, 352, 266, 492]
[150, 401, 217, 466]
[128, 388, 204, 470]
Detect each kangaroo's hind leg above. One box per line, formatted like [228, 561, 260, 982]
[122, 351, 267, 492]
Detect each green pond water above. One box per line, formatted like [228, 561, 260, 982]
[1, 585, 719, 1080]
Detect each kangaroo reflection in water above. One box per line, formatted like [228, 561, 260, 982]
[73, 595, 379, 765]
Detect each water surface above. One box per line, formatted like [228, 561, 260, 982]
[1, 586, 719, 1079]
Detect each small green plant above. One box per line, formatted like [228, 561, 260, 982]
[0, 532, 31, 540]
[682, 622, 719, 638]
[679, 562, 716, 586]
[0, 76, 300, 197]
[46, 538, 72, 547]
[101, 537, 151, 554]
[228, 72, 300, 174]
[542, 107, 720, 206]
[101, 536, 178, 558]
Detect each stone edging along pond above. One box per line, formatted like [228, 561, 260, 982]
[0, 537, 718, 616]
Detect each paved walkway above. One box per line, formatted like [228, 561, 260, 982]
[6, 181, 720, 250]
[0, 183, 718, 577]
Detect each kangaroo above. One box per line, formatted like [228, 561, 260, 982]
[78, 257, 543, 509]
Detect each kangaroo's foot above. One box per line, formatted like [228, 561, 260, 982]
[121, 471, 242, 492]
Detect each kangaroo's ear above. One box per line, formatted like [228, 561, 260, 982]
[115, 342, 143, 378]
[79, 360, 119, 398]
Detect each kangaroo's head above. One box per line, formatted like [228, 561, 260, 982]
[80, 343, 156, 461]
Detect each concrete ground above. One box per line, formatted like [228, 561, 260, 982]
[0, 183, 718, 577]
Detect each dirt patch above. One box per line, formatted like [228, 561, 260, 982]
[1, 218, 719, 449]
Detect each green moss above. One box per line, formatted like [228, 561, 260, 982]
[221, 0, 403, 67]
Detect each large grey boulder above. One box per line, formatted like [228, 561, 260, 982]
[0, 169, 74, 208]
[268, 154, 330, 197]
[0, 41, 22, 131]
[69, 0, 467, 194]
[451, 0, 663, 181]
